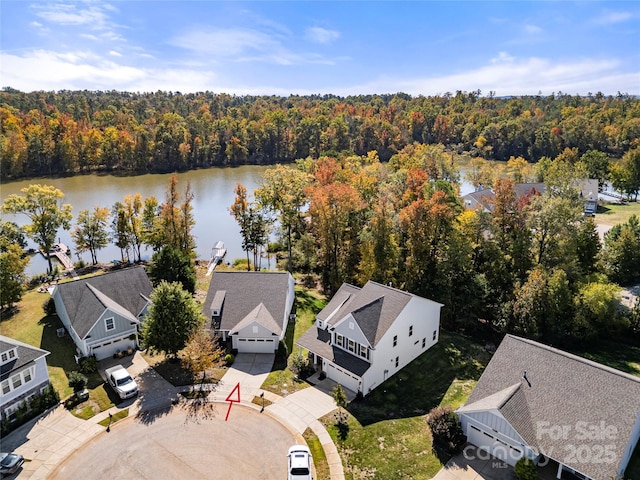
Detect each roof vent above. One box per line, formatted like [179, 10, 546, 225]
[522, 370, 531, 387]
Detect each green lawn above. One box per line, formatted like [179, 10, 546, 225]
[596, 200, 640, 226]
[304, 428, 331, 480]
[567, 340, 640, 378]
[319, 331, 492, 480]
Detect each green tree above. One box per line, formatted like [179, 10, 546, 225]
[71, 207, 110, 265]
[0, 244, 29, 309]
[180, 330, 223, 390]
[111, 201, 132, 262]
[141, 281, 205, 357]
[602, 215, 640, 284]
[574, 281, 623, 337]
[147, 246, 196, 293]
[0, 221, 27, 250]
[610, 147, 640, 201]
[1, 184, 72, 273]
[580, 150, 610, 191]
[230, 183, 269, 271]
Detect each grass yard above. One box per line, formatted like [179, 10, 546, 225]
[567, 339, 640, 378]
[261, 284, 327, 396]
[596, 200, 640, 226]
[320, 330, 492, 480]
[303, 428, 331, 480]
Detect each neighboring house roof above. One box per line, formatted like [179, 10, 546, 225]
[0, 335, 50, 381]
[203, 271, 291, 335]
[513, 182, 546, 199]
[462, 189, 495, 212]
[326, 281, 415, 347]
[54, 266, 152, 338]
[460, 334, 640, 480]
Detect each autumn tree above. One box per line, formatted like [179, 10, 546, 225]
[230, 182, 269, 271]
[141, 281, 205, 357]
[111, 201, 132, 262]
[180, 330, 223, 390]
[1, 184, 72, 273]
[71, 206, 110, 265]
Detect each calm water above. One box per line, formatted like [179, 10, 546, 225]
[1, 166, 270, 276]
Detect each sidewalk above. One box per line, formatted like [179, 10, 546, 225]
[3, 352, 345, 480]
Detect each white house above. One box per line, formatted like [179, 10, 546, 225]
[203, 271, 295, 353]
[0, 336, 51, 421]
[50, 266, 153, 360]
[457, 334, 640, 480]
[296, 281, 443, 395]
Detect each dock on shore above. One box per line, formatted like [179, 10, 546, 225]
[40, 243, 77, 277]
[206, 241, 227, 276]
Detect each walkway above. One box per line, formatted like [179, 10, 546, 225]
[3, 352, 345, 480]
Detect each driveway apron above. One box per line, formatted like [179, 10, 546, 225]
[217, 353, 275, 402]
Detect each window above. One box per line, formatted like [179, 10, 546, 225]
[336, 334, 343, 347]
[393, 335, 397, 347]
[23, 368, 32, 383]
[409, 325, 413, 337]
[1, 380, 10, 395]
[422, 338, 426, 348]
[395, 356, 399, 368]
[1, 348, 16, 365]
[359, 345, 369, 360]
[11, 374, 22, 389]
[105, 317, 115, 330]
[432, 330, 437, 341]
[348, 339, 355, 353]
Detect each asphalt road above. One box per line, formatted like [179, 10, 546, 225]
[49, 403, 299, 480]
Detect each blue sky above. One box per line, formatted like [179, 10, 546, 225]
[1, 1, 639, 96]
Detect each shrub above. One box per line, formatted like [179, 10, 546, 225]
[290, 354, 315, 380]
[514, 457, 537, 480]
[426, 406, 466, 454]
[78, 355, 98, 374]
[68, 371, 88, 393]
[0, 385, 59, 437]
[224, 353, 235, 366]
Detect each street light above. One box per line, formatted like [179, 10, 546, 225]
[260, 392, 264, 413]
[106, 412, 113, 432]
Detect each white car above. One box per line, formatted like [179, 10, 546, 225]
[287, 445, 312, 480]
[105, 365, 138, 400]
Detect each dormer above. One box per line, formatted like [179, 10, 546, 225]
[210, 290, 226, 317]
[1, 347, 18, 365]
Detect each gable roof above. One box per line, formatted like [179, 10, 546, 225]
[461, 334, 640, 480]
[324, 281, 416, 347]
[54, 266, 152, 338]
[0, 335, 49, 381]
[203, 271, 291, 335]
[229, 303, 281, 336]
[316, 283, 361, 324]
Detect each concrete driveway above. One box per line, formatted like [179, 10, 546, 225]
[432, 446, 516, 480]
[49, 404, 301, 480]
[216, 353, 274, 402]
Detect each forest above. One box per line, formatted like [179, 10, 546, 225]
[1, 88, 639, 180]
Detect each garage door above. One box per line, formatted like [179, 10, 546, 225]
[90, 337, 135, 360]
[326, 363, 360, 393]
[466, 424, 524, 466]
[235, 338, 277, 353]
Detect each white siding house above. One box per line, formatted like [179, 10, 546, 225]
[1, 336, 51, 421]
[457, 335, 640, 480]
[51, 266, 152, 360]
[297, 281, 442, 395]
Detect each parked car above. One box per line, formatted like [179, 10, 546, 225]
[105, 365, 138, 400]
[287, 445, 312, 480]
[0, 452, 24, 476]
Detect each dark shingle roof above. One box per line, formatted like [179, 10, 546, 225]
[461, 335, 640, 480]
[54, 266, 152, 338]
[317, 283, 360, 323]
[297, 327, 371, 377]
[324, 281, 414, 346]
[0, 335, 49, 380]
[203, 271, 291, 335]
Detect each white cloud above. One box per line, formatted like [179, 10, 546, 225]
[108, 50, 122, 57]
[491, 52, 515, 63]
[593, 11, 634, 25]
[305, 27, 340, 44]
[523, 24, 542, 35]
[30, 21, 43, 27]
[31, 2, 110, 27]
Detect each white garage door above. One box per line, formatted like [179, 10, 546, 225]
[235, 338, 277, 353]
[466, 424, 524, 466]
[89, 337, 135, 360]
[326, 363, 360, 393]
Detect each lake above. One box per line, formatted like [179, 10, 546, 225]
[1, 166, 270, 276]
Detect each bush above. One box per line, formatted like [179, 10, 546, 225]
[68, 371, 88, 393]
[290, 354, 315, 380]
[426, 406, 467, 454]
[224, 353, 235, 366]
[43, 297, 56, 315]
[0, 385, 59, 437]
[514, 457, 537, 480]
[78, 355, 98, 374]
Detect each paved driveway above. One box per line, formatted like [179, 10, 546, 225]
[49, 405, 300, 480]
[216, 353, 274, 402]
[432, 446, 516, 480]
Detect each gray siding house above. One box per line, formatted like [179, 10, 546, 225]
[457, 335, 640, 480]
[203, 271, 295, 353]
[1, 336, 50, 421]
[51, 266, 153, 360]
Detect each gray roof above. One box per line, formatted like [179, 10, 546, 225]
[461, 335, 640, 480]
[462, 189, 495, 212]
[54, 266, 152, 338]
[0, 335, 50, 381]
[316, 283, 361, 323]
[324, 281, 415, 347]
[513, 183, 546, 199]
[296, 327, 371, 377]
[203, 271, 291, 335]
[229, 303, 281, 336]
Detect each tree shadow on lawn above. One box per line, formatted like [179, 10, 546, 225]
[346, 330, 492, 426]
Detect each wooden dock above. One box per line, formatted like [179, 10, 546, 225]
[206, 241, 227, 276]
[41, 243, 75, 272]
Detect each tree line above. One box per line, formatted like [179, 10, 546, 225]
[1, 88, 639, 180]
